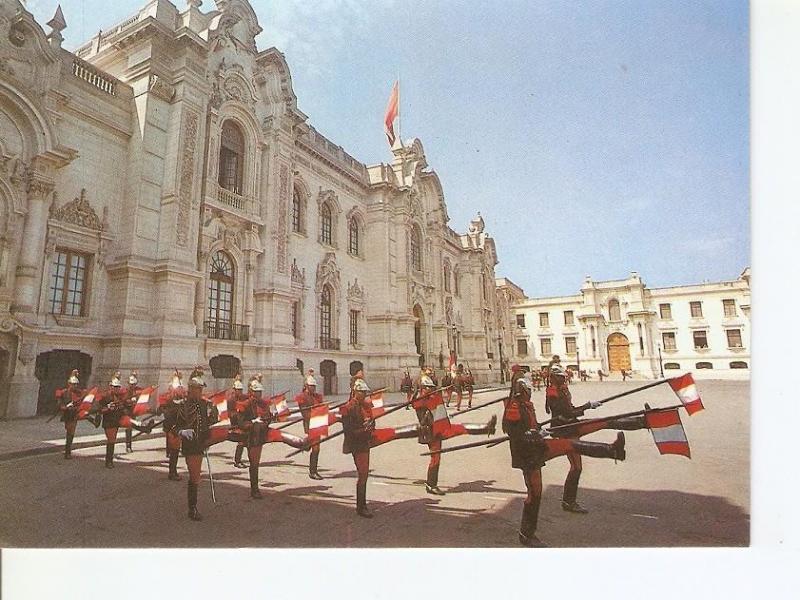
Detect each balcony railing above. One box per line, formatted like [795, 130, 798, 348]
[204, 320, 250, 342]
[320, 337, 341, 350]
[208, 181, 259, 219]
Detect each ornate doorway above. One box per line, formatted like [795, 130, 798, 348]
[606, 333, 631, 373]
[35, 350, 93, 416]
[320, 359, 337, 395]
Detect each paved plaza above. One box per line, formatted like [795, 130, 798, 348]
[0, 380, 749, 548]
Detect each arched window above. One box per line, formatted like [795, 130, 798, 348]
[664, 362, 681, 370]
[320, 285, 333, 346]
[218, 121, 244, 194]
[320, 203, 333, 246]
[410, 226, 422, 271]
[443, 262, 451, 292]
[207, 251, 234, 334]
[453, 268, 460, 296]
[292, 187, 304, 233]
[609, 298, 621, 321]
[349, 217, 360, 256]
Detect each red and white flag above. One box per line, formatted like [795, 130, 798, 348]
[308, 405, 330, 440]
[270, 392, 290, 421]
[132, 386, 156, 416]
[209, 390, 230, 426]
[384, 80, 399, 147]
[668, 373, 704, 415]
[420, 391, 450, 437]
[646, 408, 691, 458]
[370, 391, 386, 417]
[77, 388, 97, 419]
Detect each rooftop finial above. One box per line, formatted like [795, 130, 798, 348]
[47, 5, 67, 33]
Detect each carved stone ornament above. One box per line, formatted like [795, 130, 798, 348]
[291, 258, 305, 287]
[51, 188, 102, 230]
[149, 74, 175, 103]
[347, 278, 365, 302]
[316, 252, 340, 290]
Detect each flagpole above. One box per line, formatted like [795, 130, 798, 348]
[397, 70, 403, 149]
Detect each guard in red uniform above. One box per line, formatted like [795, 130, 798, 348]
[229, 374, 247, 469]
[159, 370, 186, 481]
[172, 367, 217, 521]
[340, 370, 377, 518]
[55, 370, 89, 459]
[98, 372, 154, 469]
[461, 364, 475, 408]
[296, 369, 324, 480]
[503, 364, 626, 547]
[237, 374, 270, 499]
[400, 369, 414, 407]
[123, 371, 142, 453]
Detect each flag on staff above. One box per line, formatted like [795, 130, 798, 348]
[646, 408, 691, 458]
[270, 392, 290, 421]
[78, 388, 97, 419]
[420, 391, 450, 437]
[384, 80, 399, 146]
[448, 351, 456, 374]
[370, 391, 386, 417]
[209, 390, 230, 426]
[668, 373, 704, 415]
[132, 386, 156, 416]
[308, 405, 330, 440]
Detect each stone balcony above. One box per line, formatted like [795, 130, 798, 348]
[205, 181, 262, 223]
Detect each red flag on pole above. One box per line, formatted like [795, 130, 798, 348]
[208, 390, 230, 426]
[77, 388, 98, 419]
[370, 391, 386, 417]
[308, 405, 330, 440]
[132, 386, 156, 416]
[384, 80, 399, 147]
[646, 408, 691, 458]
[270, 392, 290, 421]
[668, 373, 704, 415]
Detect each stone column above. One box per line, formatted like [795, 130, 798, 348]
[12, 175, 54, 316]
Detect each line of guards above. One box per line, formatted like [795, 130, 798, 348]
[54, 356, 647, 547]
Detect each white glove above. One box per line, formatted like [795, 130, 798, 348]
[252, 417, 263, 424]
[65, 402, 74, 409]
[589, 400, 602, 409]
[178, 429, 195, 440]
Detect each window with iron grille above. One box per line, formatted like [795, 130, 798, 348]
[659, 303, 672, 319]
[218, 121, 244, 194]
[321, 286, 332, 341]
[292, 188, 303, 233]
[48, 250, 89, 316]
[291, 301, 300, 339]
[208, 251, 234, 328]
[410, 226, 422, 271]
[320, 204, 333, 245]
[726, 328, 743, 348]
[723, 299, 737, 317]
[690, 301, 703, 318]
[350, 309, 359, 346]
[349, 218, 359, 255]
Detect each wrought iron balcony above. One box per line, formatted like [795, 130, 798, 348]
[320, 337, 341, 350]
[204, 320, 250, 342]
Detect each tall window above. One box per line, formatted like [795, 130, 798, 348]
[453, 268, 460, 296]
[292, 188, 303, 233]
[349, 218, 360, 255]
[723, 299, 737, 317]
[609, 299, 621, 321]
[564, 310, 574, 326]
[443, 262, 451, 292]
[320, 285, 332, 342]
[320, 204, 333, 245]
[48, 250, 89, 316]
[690, 301, 703, 318]
[291, 301, 300, 339]
[662, 331, 677, 351]
[693, 330, 709, 349]
[218, 121, 244, 194]
[516, 313, 526, 328]
[659, 303, 672, 319]
[207, 251, 234, 327]
[350, 309, 360, 346]
[410, 226, 422, 271]
[727, 329, 743, 348]
[541, 338, 552, 356]
[539, 312, 549, 327]
[565, 336, 577, 354]
[517, 339, 528, 356]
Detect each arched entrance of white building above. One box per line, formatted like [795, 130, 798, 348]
[606, 333, 631, 374]
[320, 360, 337, 395]
[413, 304, 426, 367]
[34, 350, 93, 416]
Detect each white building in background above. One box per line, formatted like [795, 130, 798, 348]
[500, 269, 750, 380]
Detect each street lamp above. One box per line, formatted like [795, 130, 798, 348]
[657, 342, 664, 378]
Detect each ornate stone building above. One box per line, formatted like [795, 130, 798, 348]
[0, 0, 501, 417]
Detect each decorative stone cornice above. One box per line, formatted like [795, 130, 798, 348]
[148, 74, 175, 103]
[51, 188, 102, 230]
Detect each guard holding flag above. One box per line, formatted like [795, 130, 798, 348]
[229, 374, 247, 469]
[160, 370, 186, 481]
[98, 372, 154, 469]
[123, 371, 142, 453]
[340, 369, 376, 518]
[55, 369, 89, 459]
[297, 369, 324, 480]
[237, 374, 270, 499]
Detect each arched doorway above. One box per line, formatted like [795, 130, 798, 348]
[34, 350, 92, 416]
[606, 333, 631, 374]
[320, 360, 337, 395]
[413, 304, 425, 367]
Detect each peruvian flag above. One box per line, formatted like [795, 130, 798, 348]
[77, 388, 97, 419]
[270, 392, 291, 421]
[448, 351, 456, 374]
[209, 390, 230, 426]
[308, 405, 330, 440]
[132, 386, 156, 416]
[668, 373, 704, 415]
[421, 391, 450, 437]
[384, 80, 399, 146]
[370, 391, 386, 417]
[646, 408, 691, 458]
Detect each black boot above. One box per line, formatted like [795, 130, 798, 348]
[571, 432, 626, 461]
[64, 433, 74, 459]
[125, 428, 133, 453]
[519, 500, 546, 547]
[233, 445, 247, 468]
[188, 482, 202, 521]
[104, 443, 114, 469]
[464, 414, 498, 436]
[425, 464, 445, 495]
[309, 451, 323, 480]
[356, 481, 373, 518]
[249, 465, 262, 499]
[561, 469, 588, 513]
[168, 450, 182, 481]
[91, 413, 102, 428]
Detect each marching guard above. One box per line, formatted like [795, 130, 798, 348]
[55, 369, 93, 459]
[296, 369, 324, 480]
[237, 374, 270, 499]
[98, 372, 153, 469]
[123, 371, 142, 453]
[160, 370, 186, 481]
[400, 369, 414, 408]
[229, 374, 247, 469]
[340, 369, 377, 517]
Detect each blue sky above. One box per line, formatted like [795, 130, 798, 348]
[29, 0, 749, 296]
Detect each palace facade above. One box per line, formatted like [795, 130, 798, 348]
[0, 0, 502, 417]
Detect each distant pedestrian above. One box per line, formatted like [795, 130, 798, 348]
[598, 370, 605, 382]
[621, 369, 628, 381]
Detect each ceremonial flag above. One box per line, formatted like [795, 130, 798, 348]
[421, 391, 450, 437]
[370, 391, 386, 417]
[270, 392, 290, 421]
[77, 387, 97, 419]
[668, 373, 704, 415]
[132, 386, 156, 416]
[384, 80, 399, 146]
[646, 408, 691, 458]
[308, 405, 330, 440]
[209, 390, 230, 426]
[448, 352, 456, 375]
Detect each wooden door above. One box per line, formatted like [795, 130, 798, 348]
[606, 333, 631, 373]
